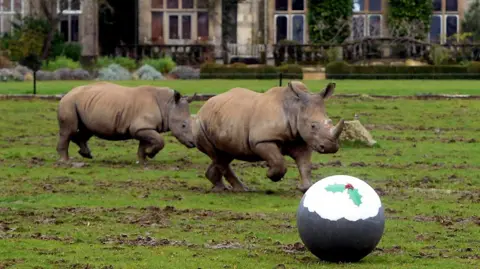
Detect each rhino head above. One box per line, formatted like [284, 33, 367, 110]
[167, 90, 196, 148]
[287, 81, 345, 154]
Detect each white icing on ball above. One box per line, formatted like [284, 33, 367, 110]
[302, 175, 382, 221]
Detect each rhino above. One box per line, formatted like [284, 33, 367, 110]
[192, 81, 345, 193]
[56, 81, 195, 163]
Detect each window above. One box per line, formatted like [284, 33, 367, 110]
[274, 0, 306, 43]
[351, 0, 382, 39]
[151, 0, 209, 44]
[430, 0, 459, 43]
[58, 0, 81, 42]
[430, 15, 442, 43]
[0, 0, 23, 34]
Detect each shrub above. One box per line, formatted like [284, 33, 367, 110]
[276, 64, 303, 79]
[200, 63, 280, 79]
[97, 63, 132, 81]
[325, 47, 343, 64]
[169, 65, 200, 80]
[467, 61, 480, 74]
[0, 68, 23, 81]
[96, 56, 137, 71]
[113, 57, 137, 71]
[60, 42, 82, 61]
[141, 57, 176, 74]
[53, 68, 91, 80]
[325, 61, 480, 79]
[308, 0, 352, 44]
[134, 64, 164, 80]
[42, 56, 81, 71]
[36, 70, 58, 81]
[0, 54, 12, 68]
[429, 45, 452, 65]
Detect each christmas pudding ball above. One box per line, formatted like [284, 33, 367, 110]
[296, 175, 385, 263]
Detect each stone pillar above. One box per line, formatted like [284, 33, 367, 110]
[80, 0, 99, 66]
[138, 0, 151, 44]
[236, 0, 258, 55]
[213, 0, 222, 47]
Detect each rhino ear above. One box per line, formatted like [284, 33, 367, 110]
[288, 81, 309, 103]
[173, 90, 182, 103]
[319, 82, 336, 100]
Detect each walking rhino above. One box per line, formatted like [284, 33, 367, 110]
[192, 81, 345, 193]
[56, 82, 195, 163]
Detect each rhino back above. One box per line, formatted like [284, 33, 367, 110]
[72, 84, 166, 139]
[196, 87, 290, 158]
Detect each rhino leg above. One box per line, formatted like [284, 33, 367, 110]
[252, 142, 287, 182]
[206, 163, 230, 192]
[224, 164, 249, 192]
[56, 132, 71, 162]
[71, 131, 93, 159]
[135, 130, 165, 164]
[286, 144, 313, 193]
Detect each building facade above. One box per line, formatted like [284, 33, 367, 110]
[0, 0, 477, 59]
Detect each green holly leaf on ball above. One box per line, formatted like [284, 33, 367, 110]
[347, 189, 362, 206]
[325, 184, 345, 193]
[325, 183, 363, 206]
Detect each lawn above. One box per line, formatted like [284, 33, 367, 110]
[1, 79, 480, 96]
[0, 81, 479, 268]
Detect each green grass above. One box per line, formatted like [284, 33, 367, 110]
[0, 84, 479, 268]
[2, 79, 480, 96]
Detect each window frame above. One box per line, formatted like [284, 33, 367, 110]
[0, 0, 24, 34]
[56, 0, 82, 42]
[150, 0, 209, 44]
[428, 14, 443, 44]
[274, 0, 307, 44]
[430, 0, 460, 43]
[350, 0, 383, 40]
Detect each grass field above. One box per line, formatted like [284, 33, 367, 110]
[2, 79, 480, 96]
[0, 81, 479, 268]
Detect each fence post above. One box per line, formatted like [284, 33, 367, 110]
[279, 72, 283, 86]
[33, 71, 37, 95]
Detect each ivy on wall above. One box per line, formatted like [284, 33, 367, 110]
[387, 0, 433, 38]
[308, 0, 352, 44]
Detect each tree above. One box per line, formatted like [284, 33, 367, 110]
[462, 0, 480, 42]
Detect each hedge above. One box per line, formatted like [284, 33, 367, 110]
[326, 61, 480, 79]
[200, 63, 303, 79]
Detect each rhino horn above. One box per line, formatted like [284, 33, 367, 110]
[330, 119, 345, 139]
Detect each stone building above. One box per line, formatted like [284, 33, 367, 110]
[0, 0, 477, 60]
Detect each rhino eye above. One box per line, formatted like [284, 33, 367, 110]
[182, 122, 187, 128]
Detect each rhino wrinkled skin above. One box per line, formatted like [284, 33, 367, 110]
[56, 82, 195, 164]
[192, 81, 345, 193]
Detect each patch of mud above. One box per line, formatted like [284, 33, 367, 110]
[380, 135, 477, 144]
[28, 157, 45, 167]
[30, 232, 74, 243]
[100, 235, 195, 248]
[281, 242, 306, 254]
[122, 209, 170, 228]
[0, 259, 24, 268]
[204, 240, 244, 249]
[374, 245, 402, 254]
[413, 215, 480, 226]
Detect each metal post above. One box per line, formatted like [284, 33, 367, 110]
[279, 72, 283, 86]
[33, 71, 37, 95]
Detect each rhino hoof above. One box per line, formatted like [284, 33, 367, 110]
[211, 185, 230, 193]
[78, 150, 93, 159]
[297, 185, 311, 193]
